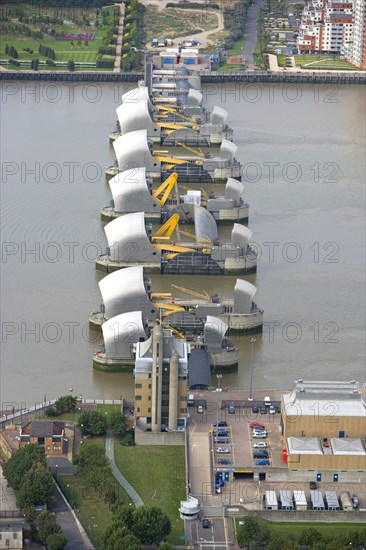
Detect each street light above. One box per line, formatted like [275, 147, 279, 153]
[248, 338, 256, 402]
[216, 374, 222, 391]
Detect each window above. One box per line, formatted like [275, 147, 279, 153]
[137, 407, 140, 413]
[135, 383, 142, 388]
[148, 408, 151, 413]
[180, 408, 187, 413]
[148, 384, 151, 389]
[135, 396, 142, 401]
[13, 533, 18, 540]
[180, 396, 187, 401]
[148, 396, 151, 401]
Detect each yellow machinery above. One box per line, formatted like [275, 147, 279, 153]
[151, 172, 178, 206]
[150, 214, 195, 259]
[170, 284, 211, 302]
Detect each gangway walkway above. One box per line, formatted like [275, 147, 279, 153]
[114, 2, 125, 73]
[105, 432, 144, 507]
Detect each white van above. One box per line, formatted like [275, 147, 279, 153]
[264, 396, 271, 406]
[187, 394, 195, 406]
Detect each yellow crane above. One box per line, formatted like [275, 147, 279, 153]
[151, 172, 178, 206]
[159, 322, 186, 340]
[150, 214, 195, 259]
[170, 284, 211, 302]
[175, 141, 204, 158]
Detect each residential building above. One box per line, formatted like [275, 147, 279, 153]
[19, 421, 65, 456]
[345, 0, 366, 68]
[0, 525, 22, 550]
[297, 0, 353, 54]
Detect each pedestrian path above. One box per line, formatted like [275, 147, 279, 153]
[105, 432, 144, 507]
[114, 2, 125, 73]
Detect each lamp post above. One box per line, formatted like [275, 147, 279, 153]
[248, 338, 256, 402]
[216, 374, 222, 391]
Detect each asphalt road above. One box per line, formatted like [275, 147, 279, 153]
[242, 0, 266, 69]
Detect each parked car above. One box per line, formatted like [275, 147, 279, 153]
[275, 405, 281, 413]
[264, 396, 271, 406]
[255, 459, 270, 465]
[197, 402, 205, 413]
[214, 437, 229, 444]
[269, 405, 276, 414]
[252, 429, 267, 435]
[253, 442, 268, 448]
[202, 518, 211, 528]
[250, 421, 265, 429]
[251, 404, 259, 413]
[213, 428, 228, 436]
[253, 432, 267, 439]
[213, 421, 227, 427]
[228, 403, 236, 414]
[351, 495, 359, 509]
[309, 481, 317, 490]
[217, 457, 231, 465]
[260, 405, 267, 414]
[253, 451, 269, 459]
[216, 447, 229, 454]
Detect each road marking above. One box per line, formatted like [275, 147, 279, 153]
[223, 516, 229, 549]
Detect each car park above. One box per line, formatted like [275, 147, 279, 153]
[202, 519, 211, 528]
[269, 405, 276, 414]
[217, 457, 231, 465]
[260, 405, 267, 414]
[213, 421, 227, 427]
[251, 404, 259, 413]
[250, 421, 265, 429]
[253, 442, 268, 448]
[216, 447, 229, 453]
[256, 459, 270, 465]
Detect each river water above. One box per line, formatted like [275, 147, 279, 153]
[1, 81, 365, 408]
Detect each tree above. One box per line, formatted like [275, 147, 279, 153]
[236, 516, 270, 549]
[46, 532, 68, 550]
[111, 504, 134, 530]
[267, 535, 299, 550]
[16, 462, 55, 510]
[36, 512, 61, 545]
[107, 409, 126, 435]
[131, 506, 171, 545]
[299, 528, 323, 547]
[67, 59, 75, 71]
[159, 543, 175, 550]
[55, 394, 77, 415]
[101, 525, 131, 549]
[3, 444, 46, 490]
[78, 411, 107, 436]
[73, 443, 108, 472]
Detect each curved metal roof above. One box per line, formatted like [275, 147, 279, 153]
[121, 86, 152, 108]
[116, 99, 157, 137]
[98, 267, 157, 321]
[113, 130, 158, 173]
[193, 205, 218, 241]
[102, 311, 148, 359]
[188, 348, 211, 389]
[104, 212, 159, 263]
[234, 279, 257, 313]
[225, 178, 245, 205]
[212, 106, 228, 125]
[220, 139, 238, 161]
[204, 315, 228, 352]
[109, 168, 159, 214]
[187, 88, 202, 106]
[231, 224, 252, 250]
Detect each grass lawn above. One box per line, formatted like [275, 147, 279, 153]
[227, 38, 244, 57]
[114, 444, 186, 544]
[217, 63, 245, 72]
[295, 55, 363, 70]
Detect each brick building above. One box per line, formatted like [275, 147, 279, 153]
[19, 421, 65, 456]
